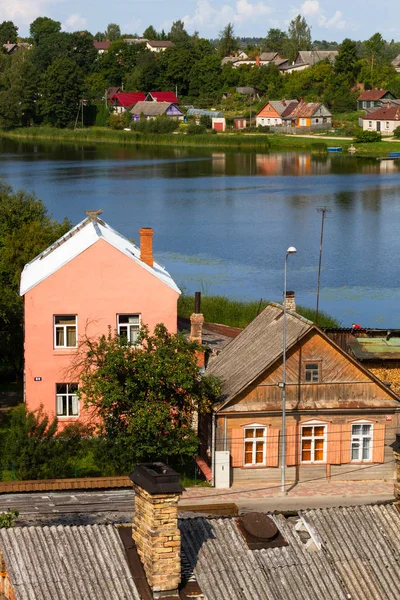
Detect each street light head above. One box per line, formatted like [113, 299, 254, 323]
[286, 246, 297, 255]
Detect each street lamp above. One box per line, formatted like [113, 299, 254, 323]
[281, 246, 297, 494]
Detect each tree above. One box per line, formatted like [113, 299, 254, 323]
[335, 38, 360, 84]
[263, 28, 287, 55]
[75, 324, 221, 470]
[286, 14, 311, 62]
[105, 23, 121, 42]
[217, 23, 239, 58]
[143, 25, 159, 40]
[169, 20, 190, 44]
[30, 16, 61, 44]
[0, 21, 18, 45]
[188, 54, 222, 98]
[40, 57, 83, 127]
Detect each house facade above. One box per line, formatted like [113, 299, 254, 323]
[130, 101, 184, 120]
[146, 40, 173, 52]
[361, 104, 400, 135]
[357, 89, 395, 111]
[256, 99, 298, 127]
[109, 92, 146, 113]
[20, 212, 180, 423]
[282, 101, 332, 128]
[206, 304, 400, 486]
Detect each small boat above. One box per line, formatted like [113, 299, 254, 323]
[388, 152, 400, 158]
[327, 147, 342, 153]
[376, 156, 400, 161]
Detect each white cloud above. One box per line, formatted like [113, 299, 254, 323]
[63, 13, 87, 31]
[300, 0, 320, 17]
[319, 10, 346, 30]
[0, 0, 63, 29]
[183, 0, 272, 30]
[290, 1, 347, 30]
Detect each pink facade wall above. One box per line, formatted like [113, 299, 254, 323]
[24, 239, 179, 424]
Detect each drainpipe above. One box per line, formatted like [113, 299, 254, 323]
[211, 412, 216, 487]
[223, 416, 227, 451]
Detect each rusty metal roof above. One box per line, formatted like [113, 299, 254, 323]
[349, 336, 400, 360]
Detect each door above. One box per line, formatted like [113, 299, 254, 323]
[377, 121, 381, 132]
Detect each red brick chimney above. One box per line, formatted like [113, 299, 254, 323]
[139, 227, 154, 268]
[256, 55, 260, 67]
[285, 291, 296, 311]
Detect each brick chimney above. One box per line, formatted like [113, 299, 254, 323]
[139, 227, 154, 268]
[285, 291, 296, 312]
[190, 291, 204, 344]
[131, 463, 183, 596]
[256, 55, 260, 67]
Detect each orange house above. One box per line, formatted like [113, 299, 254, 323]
[206, 304, 400, 486]
[20, 211, 180, 424]
[255, 99, 298, 127]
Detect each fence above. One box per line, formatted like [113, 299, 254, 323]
[269, 124, 332, 135]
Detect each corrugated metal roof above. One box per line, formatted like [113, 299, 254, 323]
[361, 105, 400, 121]
[180, 514, 347, 600]
[284, 102, 331, 119]
[206, 303, 312, 407]
[300, 505, 400, 600]
[297, 50, 338, 66]
[186, 108, 224, 118]
[20, 217, 180, 296]
[0, 524, 141, 600]
[358, 89, 390, 101]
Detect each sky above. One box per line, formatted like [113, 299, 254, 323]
[2, 0, 400, 42]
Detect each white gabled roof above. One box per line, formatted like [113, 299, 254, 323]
[20, 216, 181, 296]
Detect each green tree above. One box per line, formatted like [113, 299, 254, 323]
[263, 28, 288, 55]
[169, 20, 190, 44]
[188, 54, 222, 98]
[0, 51, 38, 127]
[30, 16, 61, 44]
[335, 38, 360, 84]
[40, 56, 83, 127]
[143, 25, 159, 40]
[217, 23, 239, 58]
[125, 50, 159, 91]
[105, 23, 121, 42]
[77, 324, 221, 470]
[30, 31, 72, 72]
[286, 14, 311, 62]
[0, 21, 18, 44]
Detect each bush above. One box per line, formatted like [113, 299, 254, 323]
[199, 115, 212, 129]
[354, 130, 381, 143]
[311, 142, 327, 153]
[131, 116, 179, 134]
[187, 123, 206, 135]
[109, 113, 126, 130]
[393, 126, 400, 139]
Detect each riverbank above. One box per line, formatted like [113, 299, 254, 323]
[2, 126, 400, 156]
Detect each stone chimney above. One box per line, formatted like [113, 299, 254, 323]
[190, 291, 204, 344]
[285, 291, 296, 312]
[139, 227, 154, 268]
[131, 463, 183, 597]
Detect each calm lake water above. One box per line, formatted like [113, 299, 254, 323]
[1, 138, 400, 327]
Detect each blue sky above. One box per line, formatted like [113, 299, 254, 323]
[4, 0, 400, 42]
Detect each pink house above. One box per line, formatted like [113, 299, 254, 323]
[20, 211, 180, 424]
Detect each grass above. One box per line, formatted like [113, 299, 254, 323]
[178, 294, 340, 328]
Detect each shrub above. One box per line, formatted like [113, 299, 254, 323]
[187, 123, 206, 135]
[311, 142, 327, 153]
[354, 130, 381, 143]
[393, 126, 400, 139]
[109, 113, 126, 130]
[199, 114, 212, 129]
[131, 116, 179, 134]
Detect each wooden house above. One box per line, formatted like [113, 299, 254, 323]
[282, 101, 332, 128]
[357, 89, 396, 111]
[205, 304, 400, 486]
[256, 99, 298, 127]
[233, 117, 246, 130]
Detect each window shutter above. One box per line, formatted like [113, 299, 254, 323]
[372, 424, 385, 464]
[230, 428, 243, 468]
[328, 423, 342, 465]
[266, 428, 280, 467]
[286, 425, 298, 466]
[341, 423, 352, 464]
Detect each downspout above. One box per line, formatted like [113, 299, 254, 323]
[211, 412, 216, 487]
[223, 416, 227, 451]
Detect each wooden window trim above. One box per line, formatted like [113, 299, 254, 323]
[303, 360, 322, 383]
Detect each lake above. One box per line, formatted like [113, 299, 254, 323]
[1, 138, 400, 327]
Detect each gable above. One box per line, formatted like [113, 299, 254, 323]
[217, 329, 400, 413]
[257, 103, 281, 118]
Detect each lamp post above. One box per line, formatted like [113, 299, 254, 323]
[281, 246, 297, 494]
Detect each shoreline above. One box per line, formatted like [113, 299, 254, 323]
[0, 127, 399, 156]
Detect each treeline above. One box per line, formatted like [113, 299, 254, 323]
[0, 15, 400, 128]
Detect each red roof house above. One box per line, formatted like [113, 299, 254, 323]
[145, 91, 179, 103]
[357, 89, 395, 110]
[110, 92, 146, 112]
[93, 41, 110, 53]
[361, 104, 400, 135]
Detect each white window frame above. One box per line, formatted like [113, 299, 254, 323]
[301, 420, 327, 463]
[56, 383, 79, 417]
[351, 421, 373, 462]
[243, 424, 267, 466]
[54, 315, 77, 348]
[117, 314, 141, 344]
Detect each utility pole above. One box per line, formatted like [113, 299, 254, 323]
[316, 207, 331, 326]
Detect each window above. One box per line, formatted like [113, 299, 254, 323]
[304, 362, 320, 382]
[301, 423, 326, 462]
[363, 101, 367, 108]
[368, 121, 372, 127]
[54, 315, 77, 348]
[244, 426, 266, 466]
[118, 314, 141, 344]
[386, 121, 390, 129]
[351, 422, 372, 461]
[300, 118, 307, 126]
[315, 118, 319, 123]
[56, 383, 79, 417]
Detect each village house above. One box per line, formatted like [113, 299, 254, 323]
[205, 303, 400, 487]
[361, 103, 400, 135]
[1, 461, 400, 599]
[19, 211, 180, 423]
[93, 40, 110, 54]
[146, 40, 173, 52]
[256, 99, 299, 127]
[109, 92, 146, 113]
[357, 89, 396, 111]
[282, 101, 332, 129]
[130, 101, 184, 120]
[145, 91, 179, 103]
[295, 50, 338, 67]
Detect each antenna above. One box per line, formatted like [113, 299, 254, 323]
[315, 207, 331, 326]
